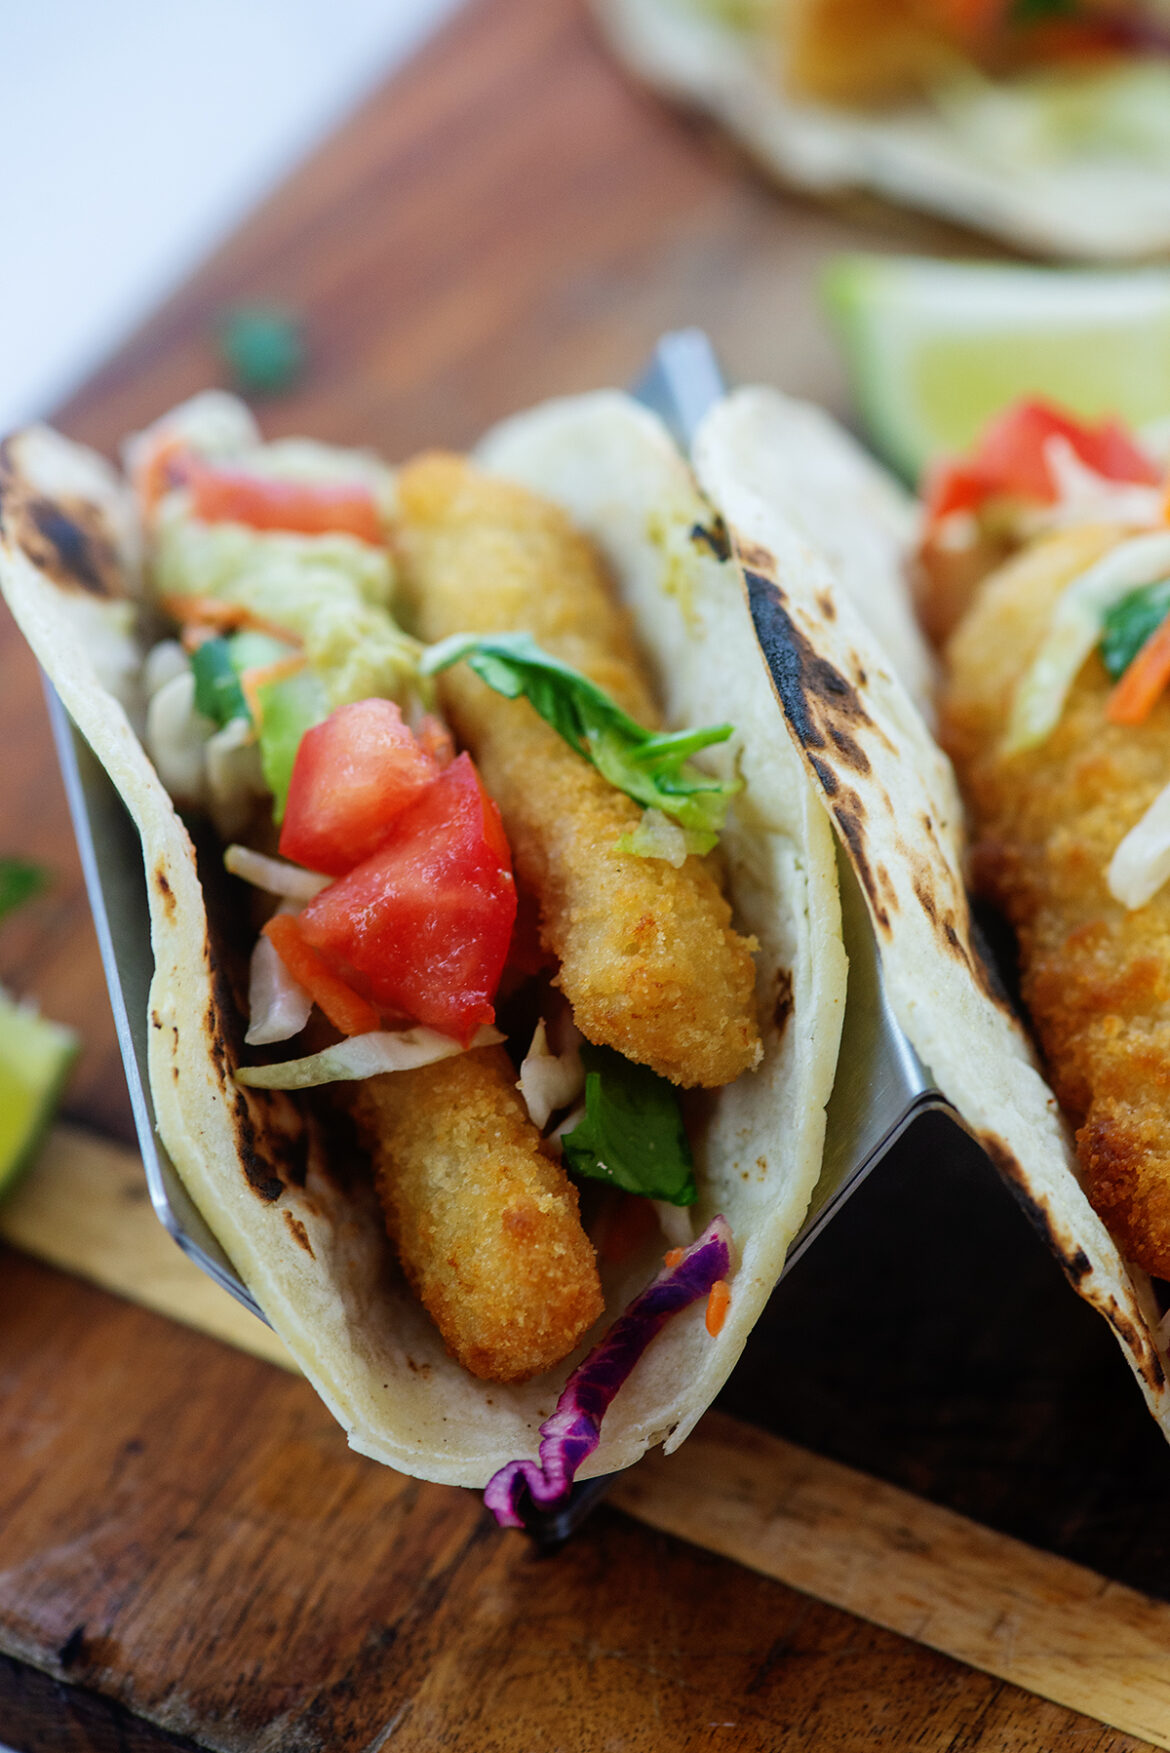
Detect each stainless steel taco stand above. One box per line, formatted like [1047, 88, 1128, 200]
[46, 330, 956, 1546]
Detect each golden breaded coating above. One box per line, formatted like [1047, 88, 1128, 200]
[941, 522, 1170, 1278]
[350, 1047, 603, 1382]
[396, 452, 761, 1089]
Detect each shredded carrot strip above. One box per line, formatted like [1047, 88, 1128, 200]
[240, 657, 307, 728]
[262, 914, 380, 1037]
[705, 1279, 730, 1338]
[1108, 616, 1170, 725]
[664, 1247, 685, 1269]
[180, 624, 217, 654]
[159, 593, 303, 647]
[134, 435, 192, 517]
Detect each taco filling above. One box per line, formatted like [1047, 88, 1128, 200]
[0, 388, 845, 1498]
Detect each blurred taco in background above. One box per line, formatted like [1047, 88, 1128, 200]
[592, 0, 1170, 257]
[0, 385, 848, 1503]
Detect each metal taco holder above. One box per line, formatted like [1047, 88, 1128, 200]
[44, 330, 956, 1543]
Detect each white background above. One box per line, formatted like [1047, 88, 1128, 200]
[0, 0, 463, 432]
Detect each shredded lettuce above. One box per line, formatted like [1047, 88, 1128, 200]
[421, 632, 737, 844]
[1108, 781, 1170, 909]
[484, 1217, 732, 1529]
[252, 668, 330, 821]
[1005, 532, 1170, 752]
[560, 1044, 697, 1207]
[153, 507, 420, 711]
[236, 1023, 503, 1089]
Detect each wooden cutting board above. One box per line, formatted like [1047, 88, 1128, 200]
[2, 1, 1168, 1748]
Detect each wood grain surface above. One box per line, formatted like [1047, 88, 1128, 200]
[1, 0, 1166, 1748]
[8, 1126, 1170, 1748]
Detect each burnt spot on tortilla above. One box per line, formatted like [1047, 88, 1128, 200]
[233, 1088, 285, 1202]
[809, 755, 838, 797]
[772, 968, 794, 1037]
[743, 564, 878, 759]
[978, 1129, 1166, 1385]
[26, 499, 120, 597]
[982, 1131, 1064, 1252]
[833, 796, 890, 934]
[153, 866, 176, 922]
[284, 1211, 314, 1256]
[913, 872, 939, 928]
[816, 591, 836, 622]
[875, 863, 898, 916]
[192, 834, 326, 1206]
[690, 517, 731, 562]
[0, 445, 127, 600]
[827, 723, 871, 776]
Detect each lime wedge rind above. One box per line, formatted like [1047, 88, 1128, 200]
[823, 255, 1170, 484]
[0, 992, 78, 1201]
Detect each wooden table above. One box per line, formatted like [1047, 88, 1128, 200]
[3, 1, 1169, 1747]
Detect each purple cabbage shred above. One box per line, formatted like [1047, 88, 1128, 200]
[483, 1214, 732, 1529]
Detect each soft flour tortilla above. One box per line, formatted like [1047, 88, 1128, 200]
[694, 385, 1170, 1435]
[0, 395, 846, 1487]
[594, 0, 1170, 260]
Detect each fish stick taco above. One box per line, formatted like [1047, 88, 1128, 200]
[694, 384, 1170, 1440]
[0, 386, 849, 1504]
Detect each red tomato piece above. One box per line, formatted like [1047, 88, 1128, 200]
[188, 464, 385, 544]
[279, 699, 439, 877]
[924, 399, 1159, 526]
[297, 753, 516, 1042]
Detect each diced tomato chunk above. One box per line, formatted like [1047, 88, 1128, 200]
[278, 699, 439, 878]
[189, 465, 385, 544]
[924, 399, 1159, 526]
[297, 753, 516, 1041]
[415, 712, 455, 769]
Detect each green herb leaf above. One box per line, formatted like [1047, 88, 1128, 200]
[1008, 0, 1079, 24]
[218, 306, 304, 396]
[560, 1044, 697, 1206]
[1099, 578, 1170, 681]
[421, 632, 737, 843]
[0, 859, 47, 925]
[190, 638, 250, 729]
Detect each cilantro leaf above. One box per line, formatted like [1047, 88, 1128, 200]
[218, 306, 304, 397]
[421, 632, 737, 845]
[560, 1044, 697, 1206]
[1099, 579, 1170, 681]
[0, 859, 47, 925]
[190, 637, 250, 728]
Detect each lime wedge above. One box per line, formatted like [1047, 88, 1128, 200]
[0, 992, 77, 1199]
[824, 256, 1170, 484]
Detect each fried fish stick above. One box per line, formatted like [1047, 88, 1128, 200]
[350, 1047, 603, 1382]
[940, 522, 1170, 1277]
[395, 452, 761, 1090]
